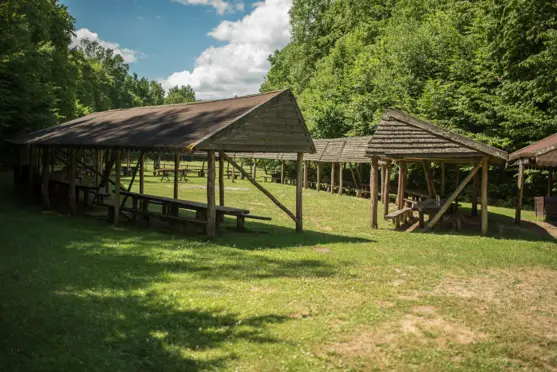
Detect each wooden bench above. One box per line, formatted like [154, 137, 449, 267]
[121, 207, 207, 231]
[236, 214, 272, 232]
[384, 207, 413, 226]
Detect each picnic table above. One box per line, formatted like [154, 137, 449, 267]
[120, 191, 270, 232]
[154, 168, 189, 182]
[413, 198, 458, 228]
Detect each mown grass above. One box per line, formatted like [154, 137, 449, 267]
[1, 165, 556, 371]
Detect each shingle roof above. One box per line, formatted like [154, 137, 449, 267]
[7, 90, 316, 154]
[366, 108, 508, 163]
[509, 133, 557, 161]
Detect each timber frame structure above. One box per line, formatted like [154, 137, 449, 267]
[8, 89, 316, 237]
[509, 133, 557, 225]
[366, 108, 508, 235]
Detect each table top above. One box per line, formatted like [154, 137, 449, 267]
[121, 190, 249, 215]
[414, 198, 447, 212]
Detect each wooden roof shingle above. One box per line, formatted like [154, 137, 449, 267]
[509, 133, 557, 168]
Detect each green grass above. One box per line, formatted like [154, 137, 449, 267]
[1, 166, 556, 371]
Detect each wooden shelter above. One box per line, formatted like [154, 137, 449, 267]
[8, 89, 315, 237]
[366, 108, 508, 234]
[509, 133, 557, 224]
[234, 136, 374, 195]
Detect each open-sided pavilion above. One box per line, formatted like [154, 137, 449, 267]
[509, 133, 557, 224]
[234, 136, 374, 195]
[366, 108, 508, 235]
[8, 89, 316, 237]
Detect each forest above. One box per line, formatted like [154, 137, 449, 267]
[0, 0, 196, 155]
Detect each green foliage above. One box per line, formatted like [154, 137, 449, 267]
[164, 85, 196, 105]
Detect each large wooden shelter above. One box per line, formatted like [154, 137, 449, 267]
[234, 136, 374, 195]
[509, 133, 557, 224]
[366, 108, 508, 234]
[8, 89, 315, 237]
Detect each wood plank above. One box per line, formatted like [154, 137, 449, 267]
[481, 157, 488, 235]
[296, 152, 303, 232]
[114, 150, 121, 225]
[370, 157, 379, 229]
[206, 150, 216, 238]
[223, 153, 297, 223]
[426, 160, 482, 229]
[41, 148, 50, 209]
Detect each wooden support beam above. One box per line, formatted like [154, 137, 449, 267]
[224, 153, 296, 222]
[316, 163, 321, 192]
[226, 158, 230, 179]
[350, 163, 360, 196]
[427, 160, 482, 229]
[381, 164, 386, 204]
[219, 151, 225, 208]
[481, 157, 489, 235]
[139, 153, 145, 195]
[69, 148, 76, 215]
[120, 152, 144, 209]
[174, 152, 179, 199]
[472, 171, 479, 217]
[94, 149, 100, 186]
[253, 160, 257, 181]
[105, 150, 111, 193]
[296, 153, 304, 232]
[331, 162, 336, 194]
[231, 155, 236, 183]
[548, 171, 553, 197]
[515, 162, 524, 225]
[281, 160, 285, 184]
[455, 165, 460, 207]
[304, 160, 309, 189]
[440, 162, 445, 197]
[206, 150, 216, 238]
[27, 145, 34, 198]
[383, 160, 391, 216]
[370, 157, 379, 229]
[338, 162, 344, 195]
[41, 148, 50, 209]
[423, 161, 436, 197]
[114, 150, 121, 225]
[396, 162, 407, 228]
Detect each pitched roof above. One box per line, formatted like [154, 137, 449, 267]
[366, 108, 508, 163]
[233, 136, 374, 163]
[7, 89, 316, 154]
[509, 132, 557, 161]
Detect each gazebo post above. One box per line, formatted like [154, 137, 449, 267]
[27, 145, 34, 198]
[472, 171, 479, 217]
[304, 160, 309, 189]
[114, 150, 121, 225]
[206, 150, 216, 238]
[104, 150, 111, 194]
[281, 160, 285, 184]
[515, 162, 524, 225]
[455, 165, 460, 209]
[381, 164, 386, 203]
[219, 151, 225, 217]
[317, 163, 321, 192]
[440, 162, 445, 197]
[253, 160, 257, 181]
[174, 151, 179, 200]
[396, 162, 406, 228]
[69, 148, 76, 215]
[94, 149, 100, 186]
[41, 147, 50, 209]
[481, 157, 489, 235]
[338, 162, 344, 195]
[231, 155, 236, 183]
[370, 157, 379, 229]
[383, 160, 391, 216]
[227, 158, 230, 179]
[423, 161, 436, 197]
[331, 162, 336, 193]
[296, 153, 304, 232]
[139, 153, 145, 195]
[548, 171, 553, 197]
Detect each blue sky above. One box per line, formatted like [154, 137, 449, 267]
[64, 0, 292, 99]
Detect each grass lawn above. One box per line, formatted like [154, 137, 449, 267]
[1, 165, 556, 371]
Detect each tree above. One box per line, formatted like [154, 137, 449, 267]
[164, 85, 196, 104]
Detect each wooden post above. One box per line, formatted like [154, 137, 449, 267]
[27, 145, 34, 198]
[317, 163, 321, 192]
[384, 160, 391, 216]
[253, 160, 257, 181]
[481, 158, 489, 235]
[396, 162, 406, 228]
[41, 148, 50, 209]
[548, 171, 553, 197]
[296, 153, 304, 232]
[338, 162, 344, 195]
[206, 150, 216, 238]
[94, 150, 100, 186]
[114, 150, 121, 225]
[174, 151, 179, 199]
[304, 160, 309, 189]
[515, 162, 524, 225]
[105, 150, 111, 194]
[219, 151, 225, 208]
[69, 148, 76, 215]
[330, 162, 336, 193]
[370, 157, 379, 229]
[472, 171, 479, 217]
[231, 155, 236, 183]
[427, 160, 482, 229]
[440, 162, 445, 197]
[139, 153, 145, 195]
[227, 159, 230, 179]
[455, 165, 460, 207]
[423, 161, 436, 197]
[381, 164, 387, 204]
[281, 160, 285, 184]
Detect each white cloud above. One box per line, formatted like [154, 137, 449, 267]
[70, 28, 140, 64]
[172, 0, 245, 15]
[162, 0, 292, 100]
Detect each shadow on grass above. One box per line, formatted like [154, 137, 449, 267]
[406, 206, 556, 243]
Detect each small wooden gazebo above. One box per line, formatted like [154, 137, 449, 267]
[8, 89, 315, 237]
[509, 133, 557, 224]
[366, 108, 508, 235]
